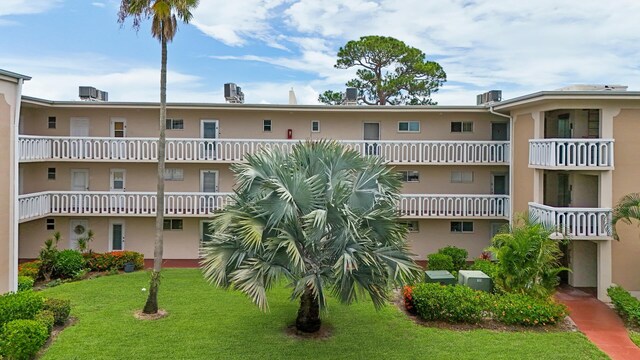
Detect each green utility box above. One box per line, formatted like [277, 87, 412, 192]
[424, 270, 457, 285]
[458, 270, 492, 292]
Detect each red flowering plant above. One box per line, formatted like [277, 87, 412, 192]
[403, 285, 417, 314]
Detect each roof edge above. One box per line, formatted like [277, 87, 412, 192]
[0, 69, 31, 81]
[493, 90, 640, 110]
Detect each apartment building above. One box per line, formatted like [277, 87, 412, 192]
[3, 68, 640, 301]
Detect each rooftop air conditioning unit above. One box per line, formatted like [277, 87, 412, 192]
[79, 86, 108, 101]
[476, 90, 502, 105]
[224, 83, 245, 103]
[344, 87, 358, 105]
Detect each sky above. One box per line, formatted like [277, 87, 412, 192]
[1, 0, 639, 105]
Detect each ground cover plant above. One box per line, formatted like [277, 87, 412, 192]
[37, 269, 606, 360]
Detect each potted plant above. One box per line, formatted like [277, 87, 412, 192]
[124, 262, 135, 273]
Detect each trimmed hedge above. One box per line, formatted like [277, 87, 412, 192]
[17, 277, 34, 293]
[438, 246, 468, 272]
[43, 298, 71, 326]
[0, 291, 44, 327]
[17, 261, 40, 280]
[411, 283, 489, 323]
[0, 319, 49, 360]
[426, 253, 455, 273]
[608, 285, 640, 327]
[470, 259, 498, 279]
[54, 250, 86, 279]
[34, 310, 55, 334]
[491, 293, 567, 326]
[83, 251, 145, 272]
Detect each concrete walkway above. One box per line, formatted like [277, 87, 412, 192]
[556, 287, 640, 360]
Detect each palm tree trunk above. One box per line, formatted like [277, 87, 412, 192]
[295, 286, 321, 333]
[143, 35, 168, 315]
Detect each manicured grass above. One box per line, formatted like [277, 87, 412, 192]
[630, 330, 640, 348]
[40, 269, 606, 360]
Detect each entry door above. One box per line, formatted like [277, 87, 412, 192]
[70, 118, 90, 136]
[71, 169, 89, 191]
[110, 118, 126, 137]
[491, 123, 508, 141]
[200, 170, 218, 192]
[200, 120, 218, 160]
[558, 174, 571, 207]
[200, 220, 214, 249]
[110, 118, 127, 159]
[557, 115, 571, 138]
[109, 220, 125, 251]
[110, 169, 126, 209]
[69, 220, 89, 250]
[363, 123, 380, 156]
[491, 174, 508, 195]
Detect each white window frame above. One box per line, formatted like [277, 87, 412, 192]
[46, 218, 55, 230]
[200, 170, 219, 192]
[450, 221, 474, 233]
[110, 168, 126, 192]
[311, 120, 320, 133]
[47, 167, 56, 180]
[263, 119, 272, 132]
[451, 121, 474, 133]
[400, 220, 419, 233]
[398, 170, 420, 182]
[166, 118, 184, 130]
[48, 116, 56, 129]
[109, 219, 126, 251]
[163, 218, 184, 231]
[164, 168, 184, 181]
[110, 117, 127, 137]
[451, 171, 474, 183]
[398, 121, 420, 133]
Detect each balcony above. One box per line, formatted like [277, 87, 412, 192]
[399, 194, 510, 219]
[529, 139, 614, 170]
[528, 202, 612, 239]
[19, 136, 510, 165]
[19, 192, 510, 223]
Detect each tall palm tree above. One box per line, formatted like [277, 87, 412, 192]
[201, 141, 421, 333]
[118, 0, 199, 314]
[612, 193, 640, 240]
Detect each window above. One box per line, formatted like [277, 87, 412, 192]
[311, 120, 320, 132]
[263, 119, 272, 132]
[398, 121, 420, 132]
[47, 168, 56, 180]
[46, 218, 55, 230]
[451, 221, 473, 233]
[400, 220, 419, 233]
[451, 171, 474, 183]
[451, 121, 473, 133]
[48, 116, 56, 129]
[163, 219, 183, 230]
[164, 168, 184, 181]
[398, 170, 419, 182]
[166, 118, 184, 130]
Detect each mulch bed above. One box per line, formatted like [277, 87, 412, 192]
[284, 324, 334, 340]
[37, 317, 77, 358]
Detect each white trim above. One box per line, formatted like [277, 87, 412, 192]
[108, 219, 126, 251]
[70, 169, 89, 191]
[69, 219, 89, 250]
[311, 120, 320, 133]
[200, 170, 219, 192]
[10, 78, 24, 292]
[110, 117, 127, 138]
[110, 168, 126, 192]
[200, 119, 218, 139]
[70, 117, 90, 137]
[397, 121, 420, 133]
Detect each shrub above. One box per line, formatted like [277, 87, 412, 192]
[111, 251, 145, 270]
[411, 283, 488, 323]
[39, 232, 61, 281]
[53, 249, 85, 279]
[0, 291, 44, 327]
[43, 298, 71, 326]
[33, 310, 55, 334]
[0, 319, 49, 360]
[402, 285, 416, 314]
[438, 246, 468, 272]
[492, 293, 567, 326]
[83, 251, 145, 272]
[17, 277, 34, 293]
[470, 259, 498, 279]
[608, 285, 640, 327]
[426, 253, 455, 273]
[17, 261, 41, 280]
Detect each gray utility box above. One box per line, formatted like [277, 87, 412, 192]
[425, 270, 457, 286]
[458, 270, 492, 292]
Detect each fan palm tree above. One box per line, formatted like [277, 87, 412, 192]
[612, 193, 640, 240]
[118, 0, 199, 314]
[201, 141, 421, 333]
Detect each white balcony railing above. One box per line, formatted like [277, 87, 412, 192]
[399, 194, 510, 219]
[18, 191, 234, 223]
[18, 191, 510, 223]
[528, 202, 612, 238]
[529, 139, 614, 169]
[18, 136, 510, 165]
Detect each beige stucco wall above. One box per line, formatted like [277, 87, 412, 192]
[569, 241, 597, 287]
[394, 165, 509, 195]
[511, 113, 535, 215]
[611, 108, 640, 290]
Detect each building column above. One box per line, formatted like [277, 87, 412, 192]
[597, 240, 612, 301]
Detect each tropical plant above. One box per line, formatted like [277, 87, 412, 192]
[118, 0, 199, 315]
[201, 141, 421, 333]
[77, 229, 95, 253]
[39, 232, 61, 282]
[488, 215, 568, 298]
[612, 192, 640, 240]
[426, 253, 454, 273]
[319, 35, 446, 105]
[438, 246, 468, 272]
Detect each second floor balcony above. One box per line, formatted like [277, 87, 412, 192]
[18, 191, 510, 223]
[19, 136, 510, 165]
[528, 202, 612, 239]
[529, 139, 614, 170]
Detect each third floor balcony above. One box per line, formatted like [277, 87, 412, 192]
[18, 136, 510, 165]
[528, 139, 614, 170]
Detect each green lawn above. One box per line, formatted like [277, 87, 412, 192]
[40, 269, 606, 360]
[630, 330, 640, 348]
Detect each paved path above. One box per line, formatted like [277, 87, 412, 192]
[556, 287, 640, 360]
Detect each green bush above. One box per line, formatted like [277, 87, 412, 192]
[492, 293, 567, 326]
[33, 310, 55, 334]
[17, 277, 34, 293]
[608, 285, 640, 327]
[411, 283, 488, 323]
[0, 319, 49, 360]
[43, 298, 71, 326]
[83, 251, 145, 272]
[53, 250, 85, 279]
[0, 292, 44, 327]
[426, 253, 455, 273]
[17, 261, 40, 280]
[39, 232, 61, 281]
[438, 246, 468, 272]
[470, 259, 498, 279]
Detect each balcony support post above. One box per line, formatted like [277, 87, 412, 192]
[596, 240, 612, 302]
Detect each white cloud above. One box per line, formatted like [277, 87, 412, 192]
[0, 0, 63, 16]
[91, 2, 106, 8]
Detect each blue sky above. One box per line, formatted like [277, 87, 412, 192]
[1, 0, 639, 105]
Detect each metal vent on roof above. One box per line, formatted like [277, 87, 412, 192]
[79, 86, 108, 101]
